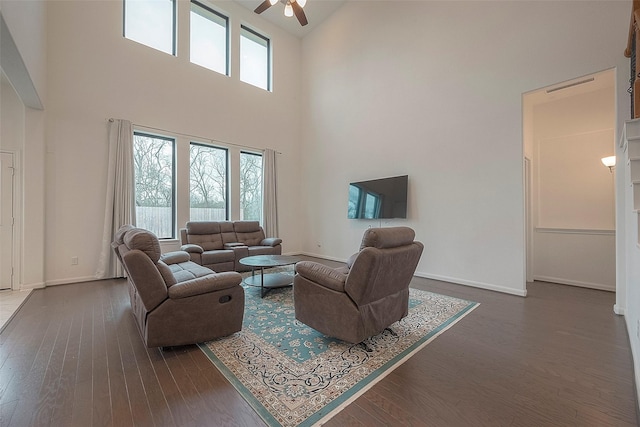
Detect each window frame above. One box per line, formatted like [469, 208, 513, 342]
[240, 25, 272, 91]
[189, 142, 230, 221]
[133, 131, 176, 239]
[123, 0, 177, 56]
[239, 150, 263, 222]
[189, 0, 230, 76]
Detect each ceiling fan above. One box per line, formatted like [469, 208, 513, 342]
[254, 0, 308, 26]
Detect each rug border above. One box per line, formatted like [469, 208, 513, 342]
[198, 296, 480, 427]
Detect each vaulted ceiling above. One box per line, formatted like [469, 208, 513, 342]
[234, 0, 346, 38]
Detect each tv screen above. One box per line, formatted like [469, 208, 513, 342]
[348, 175, 408, 219]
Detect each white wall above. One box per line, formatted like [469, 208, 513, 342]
[43, 0, 303, 284]
[300, 1, 629, 296]
[1, 0, 47, 289]
[532, 87, 616, 290]
[0, 0, 47, 107]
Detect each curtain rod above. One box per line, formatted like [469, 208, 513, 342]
[108, 118, 282, 154]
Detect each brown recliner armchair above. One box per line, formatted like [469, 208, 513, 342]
[293, 227, 424, 343]
[112, 225, 244, 348]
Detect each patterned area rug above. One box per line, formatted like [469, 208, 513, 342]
[199, 267, 479, 426]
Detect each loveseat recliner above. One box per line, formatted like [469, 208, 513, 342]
[180, 220, 282, 272]
[112, 225, 245, 348]
[293, 226, 424, 343]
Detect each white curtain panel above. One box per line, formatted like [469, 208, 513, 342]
[262, 148, 279, 238]
[95, 119, 135, 279]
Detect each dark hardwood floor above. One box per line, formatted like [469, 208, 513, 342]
[0, 262, 637, 426]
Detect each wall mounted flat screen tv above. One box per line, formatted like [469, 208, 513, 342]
[348, 175, 408, 219]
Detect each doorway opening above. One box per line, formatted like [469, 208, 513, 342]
[523, 69, 616, 292]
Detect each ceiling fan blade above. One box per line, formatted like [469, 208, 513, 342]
[254, 0, 273, 14]
[291, 1, 308, 26]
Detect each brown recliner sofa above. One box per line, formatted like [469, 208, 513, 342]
[293, 227, 424, 343]
[112, 225, 244, 348]
[180, 220, 282, 272]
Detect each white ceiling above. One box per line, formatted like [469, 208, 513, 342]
[233, 0, 346, 38]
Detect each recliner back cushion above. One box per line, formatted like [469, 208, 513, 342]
[220, 221, 238, 244]
[360, 226, 415, 250]
[346, 242, 424, 306]
[234, 221, 265, 246]
[185, 221, 224, 250]
[124, 228, 162, 263]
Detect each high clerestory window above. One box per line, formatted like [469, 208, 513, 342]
[124, 0, 176, 55]
[190, 1, 229, 75]
[240, 25, 271, 91]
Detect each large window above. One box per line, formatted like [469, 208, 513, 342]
[190, 143, 229, 220]
[239, 151, 262, 221]
[240, 26, 271, 91]
[133, 133, 175, 238]
[124, 0, 176, 55]
[190, 1, 229, 75]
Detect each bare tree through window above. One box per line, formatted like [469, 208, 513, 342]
[133, 133, 175, 238]
[240, 151, 262, 221]
[190, 143, 228, 220]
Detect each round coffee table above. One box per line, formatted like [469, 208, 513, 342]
[239, 255, 300, 298]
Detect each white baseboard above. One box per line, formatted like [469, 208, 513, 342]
[299, 252, 528, 297]
[415, 271, 527, 297]
[19, 282, 45, 290]
[45, 276, 99, 287]
[614, 304, 626, 315]
[533, 275, 615, 292]
[299, 252, 347, 264]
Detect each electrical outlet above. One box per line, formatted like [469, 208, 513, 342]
[71, 256, 78, 265]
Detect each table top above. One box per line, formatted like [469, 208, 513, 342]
[238, 255, 301, 268]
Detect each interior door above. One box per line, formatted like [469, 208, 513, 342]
[0, 152, 14, 290]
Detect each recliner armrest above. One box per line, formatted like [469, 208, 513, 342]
[160, 251, 191, 265]
[181, 244, 204, 254]
[261, 237, 282, 247]
[168, 271, 242, 299]
[295, 261, 346, 293]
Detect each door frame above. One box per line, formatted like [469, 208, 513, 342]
[1, 150, 16, 290]
[1, 149, 21, 290]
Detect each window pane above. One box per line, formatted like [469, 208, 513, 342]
[133, 133, 175, 238]
[190, 144, 228, 221]
[240, 26, 270, 91]
[190, 1, 228, 75]
[240, 152, 262, 221]
[124, 0, 175, 55]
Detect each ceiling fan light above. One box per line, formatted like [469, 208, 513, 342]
[297, 0, 306, 7]
[284, 3, 293, 17]
[269, 0, 278, 5]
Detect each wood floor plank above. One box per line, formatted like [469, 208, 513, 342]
[91, 295, 113, 427]
[32, 310, 77, 426]
[186, 347, 266, 426]
[127, 335, 177, 427]
[116, 311, 155, 427]
[0, 272, 637, 427]
[70, 300, 95, 426]
[103, 290, 134, 427]
[146, 343, 195, 426]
